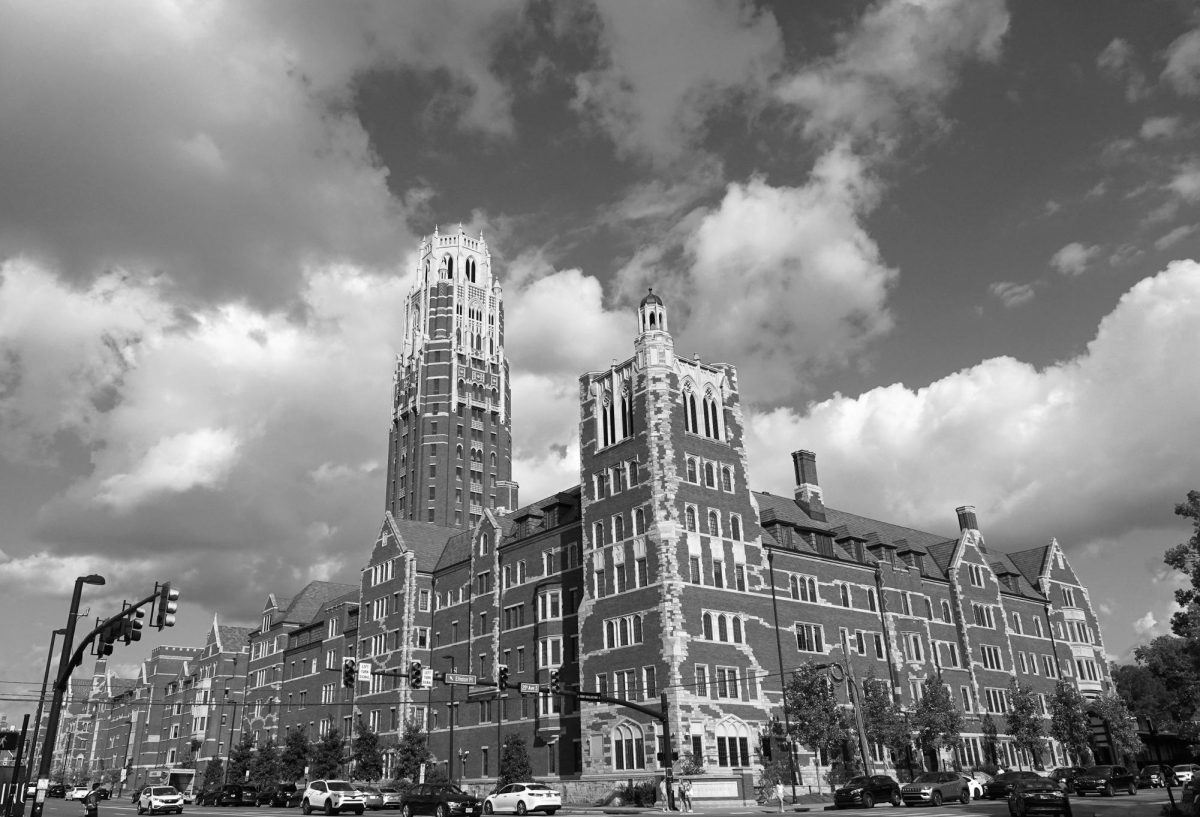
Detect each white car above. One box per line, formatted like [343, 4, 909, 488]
[1175, 765, 1200, 785]
[301, 780, 366, 816]
[960, 775, 984, 801]
[65, 787, 91, 801]
[137, 785, 184, 815]
[483, 783, 561, 816]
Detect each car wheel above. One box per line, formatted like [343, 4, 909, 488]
[960, 788, 970, 805]
[1103, 785, 1114, 797]
[516, 803, 527, 816]
[401, 806, 412, 817]
[483, 804, 493, 815]
[932, 791, 943, 807]
[1127, 783, 1136, 796]
[862, 793, 874, 809]
[545, 810, 558, 816]
[437, 806, 449, 817]
[302, 801, 313, 815]
[137, 806, 145, 815]
[355, 810, 364, 815]
[890, 792, 901, 807]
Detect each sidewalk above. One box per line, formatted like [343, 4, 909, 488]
[563, 800, 823, 814]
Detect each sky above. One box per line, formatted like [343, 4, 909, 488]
[2, 0, 1200, 710]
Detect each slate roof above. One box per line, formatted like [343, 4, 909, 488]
[925, 540, 958, 575]
[435, 529, 476, 571]
[1007, 545, 1051, 587]
[391, 517, 463, 572]
[280, 581, 357, 625]
[216, 624, 253, 652]
[755, 491, 832, 532]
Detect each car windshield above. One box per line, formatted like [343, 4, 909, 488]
[152, 788, 178, 796]
[434, 786, 465, 796]
[1175, 766, 1195, 772]
[844, 777, 870, 786]
[1085, 767, 1112, 775]
[328, 783, 356, 792]
[525, 785, 552, 791]
[995, 773, 1021, 781]
[913, 774, 941, 783]
[361, 788, 380, 794]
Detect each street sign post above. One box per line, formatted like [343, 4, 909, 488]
[444, 672, 478, 686]
[575, 691, 602, 702]
[421, 668, 435, 688]
[357, 661, 373, 682]
[519, 682, 540, 694]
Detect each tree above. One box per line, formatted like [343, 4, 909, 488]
[1090, 693, 1144, 765]
[202, 759, 224, 792]
[980, 714, 999, 768]
[393, 722, 433, 783]
[250, 737, 281, 790]
[498, 734, 533, 788]
[1048, 680, 1091, 765]
[310, 728, 344, 780]
[280, 727, 310, 783]
[1129, 635, 1200, 727]
[353, 717, 384, 781]
[227, 734, 255, 785]
[783, 665, 854, 792]
[1164, 490, 1200, 639]
[179, 738, 202, 769]
[678, 751, 705, 776]
[1005, 680, 1044, 769]
[910, 673, 962, 770]
[860, 676, 911, 769]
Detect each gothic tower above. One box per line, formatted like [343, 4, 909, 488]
[385, 226, 518, 528]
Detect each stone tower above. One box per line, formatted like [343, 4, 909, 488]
[385, 226, 517, 527]
[576, 289, 771, 774]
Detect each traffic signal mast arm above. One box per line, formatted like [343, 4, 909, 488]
[56, 589, 161, 692]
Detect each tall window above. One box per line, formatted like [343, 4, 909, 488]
[685, 506, 698, 532]
[730, 515, 742, 541]
[702, 389, 722, 440]
[633, 507, 646, 535]
[721, 466, 733, 492]
[612, 723, 646, 771]
[707, 510, 720, 536]
[683, 386, 698, 434]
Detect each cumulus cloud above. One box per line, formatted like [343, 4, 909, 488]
[1050, 241, 1101, 276]
[741, 262, 1200, 555]
[989, 281, 1036, 308]
[96, 428, 242, 512]
[1163, 26, 1200, 96]
[1140, 116, 1181, 140]
[1167, 163, 1200, 202]
[1133, 611, 1159, 637]
[1096, 37, 1149, 101]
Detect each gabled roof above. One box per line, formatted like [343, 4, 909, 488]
[216, 623, 253, 652]
[280, 580, 358, 625]
[822, 507, 956, 556]
[754, 491, 832, 532]
[389, 516, 463, 573]
[435, 529, 475, 571]
[925, 540, 958, 575]
[1007, 545, 1051, 587]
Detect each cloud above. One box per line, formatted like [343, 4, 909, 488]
[1163, 26, 1200, 96]
[1140, 116, 1181, 140]
[96, 428, 242, 512]
[1133, 611, 1159, 637]
[1155, 224, 1197, 250]
[1049, 241, 1101, 276]
[989, 281, 1036, 308]
[1167, 163, 1200, 202]
[740, 261, 1200, 557]
[776, 0, 1009, 145]
[1096, 37, 1149, 101]
[571, 0, 782, 164]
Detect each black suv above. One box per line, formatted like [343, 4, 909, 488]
[985, 772, 1045, 800]
[205, 784, 257, 806]
[833, 775, 902, 808]
[1074, 766, 1137, 797]
[399, 784, 482, 817]
[257, 784, 300, 807]
[1049, 767, 1086, 794]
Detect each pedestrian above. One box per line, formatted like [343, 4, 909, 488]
[83, 783, 102, 817]
[658, 777, 669, 812]
[677, 779, 692, 813]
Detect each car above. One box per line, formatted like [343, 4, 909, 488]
[358, 787, 385, 811]
[134, 789, 147, 804]
[1174, 765, 1200, 785]
[379, 789, 404, 810]
[65, 786, 91, 801]
[1073, 765, 1137, 797]
[1138, 765, 1176, 788]
[95, 788, 112, 801]
[399, 783, 482, 817]
[196, 790, 219, 807]
[483, 783, 562, 815]
[1048, 768, 1086, 794]
[1007, 778, 1072, 817]
[832, 775, 902, 809]
[47, 785, 66, 799]
[900, 772, 969, 806]
[210, 784, 257, 807]
[137, 785, 185, 815]
[257, 784, 300, 807]
[301, 780, 367, 816]
[985, 772, 1045, 800]
[959, 775, 984, 801]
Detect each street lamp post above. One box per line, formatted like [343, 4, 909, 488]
[765, 551, 799, 804]
[443, 658, 456, 783]
[24, 629, 67, 800]
[30, 574, 106, 817]
[217, 688, 231, 786]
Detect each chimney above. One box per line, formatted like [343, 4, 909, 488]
[495, 480, 520, 516]
[791, 450, 826, 521]
[955, 505, 978, 532]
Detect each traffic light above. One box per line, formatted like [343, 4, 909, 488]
[549, 668, 561, 694]
[97, 621, 119, 656]
[343, 659, 357, 688]
[498, 664, 509, 690]
[123, 608, 145, 644]
[409, 661, 423, 689]
[155, 582, 180, 629]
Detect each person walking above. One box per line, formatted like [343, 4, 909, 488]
[83, 783, 102, 817]
[658, 777, 670, 812]
[677, 779, 692, 813]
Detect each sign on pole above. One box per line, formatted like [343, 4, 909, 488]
[575, 691, 602, 702]
[444, 672, 478, 686]
[519, 682, 540, 694]
[357, 661, 373, 682]
[421, 668, 435, 688]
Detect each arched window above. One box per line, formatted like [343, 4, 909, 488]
[619, 618, 630, 646]
[839, 583, 850, 607]
[605, 620, 616, 648]
[941, 600, 952, 622]
[703, 613, 714, 640]
[627, 460, 638, 486]
[721, 467, 733, 492]
[685, 506, 697, 532]
[789, 576, 800, 600]
[599, 392, 615, 448]
[707, 510, 720, 537]
[704, 462, 715, 488]
[457, 378, 465, 396]
[614, 515, 625, 541]
[490, 452, 497, 468]
[686, 457, 698, 483]
[444, 255, 454, 277]
[731, 515, 742, 541]
[717, 615, 728, 642]
[703, 391, 721, 440]
[732, 617, 743, 643]
[456, 445, 463, 459]
[633, 508, 645, 535]
[612, 723, 646, 771]
[633, 614, 643, 643]
[593, 521, 605, 546]
[867, 588, 878, 612]
[621, 384, 632, 438]
[683, 386, 698, 433]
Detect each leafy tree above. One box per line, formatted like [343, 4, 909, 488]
[783, 665, 854, 792]
[227, 734, 255, 785]
[179, 738, 202, 769]
[910, 673, 962, 770]
[1164, 490, 1200, 639]
[498, 734, 533, 788]
[679, 751, 705, 776]
[280, 727, 310, 782]
[353, 717, 384, 781]
[1005, 680, 1044, 769]
[202, 759, 224, 791]
[1049, 680, 1091, 765]
[310, 728, 344, 780]
[393, 722, 433, 783]
[861, 676, 911, 768]
[1129, 635, 1200, 727]
[250, 737, 281, 790]
[980, 714, 999, 768]
[1090, 693, 1144, 765]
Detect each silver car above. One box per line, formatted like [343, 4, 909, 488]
[901, 772, 969, 806]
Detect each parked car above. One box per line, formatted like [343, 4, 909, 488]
[196, 789, 220, 807]
[482, 783, 562, 815]
[358, 787, 385, 811]
[204, 784, 257, 807]
[379, 788, 404, 810]
[399, 783, 482, 817]
[65, 786, 91, 801]
[1174, 765, 1200, 785]
[137, 785, 185, 815]
[133, 788, 147, 804]
[901, 772, 969, 806]
[47, 785, 66, 799]
[1049, 768, 1086, 794]
[959, 775, 984, 801]
[257, 784, 299, 807]
[1073, 765, 1137, 797]
[832, 775, 902, 809]
[301, 780, 366, 816]
[96, 788, 112, 800]
[1007, 778, 1072, 817]
[985, 772, 1045, 800]
[1138, 765, 1176, 788]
